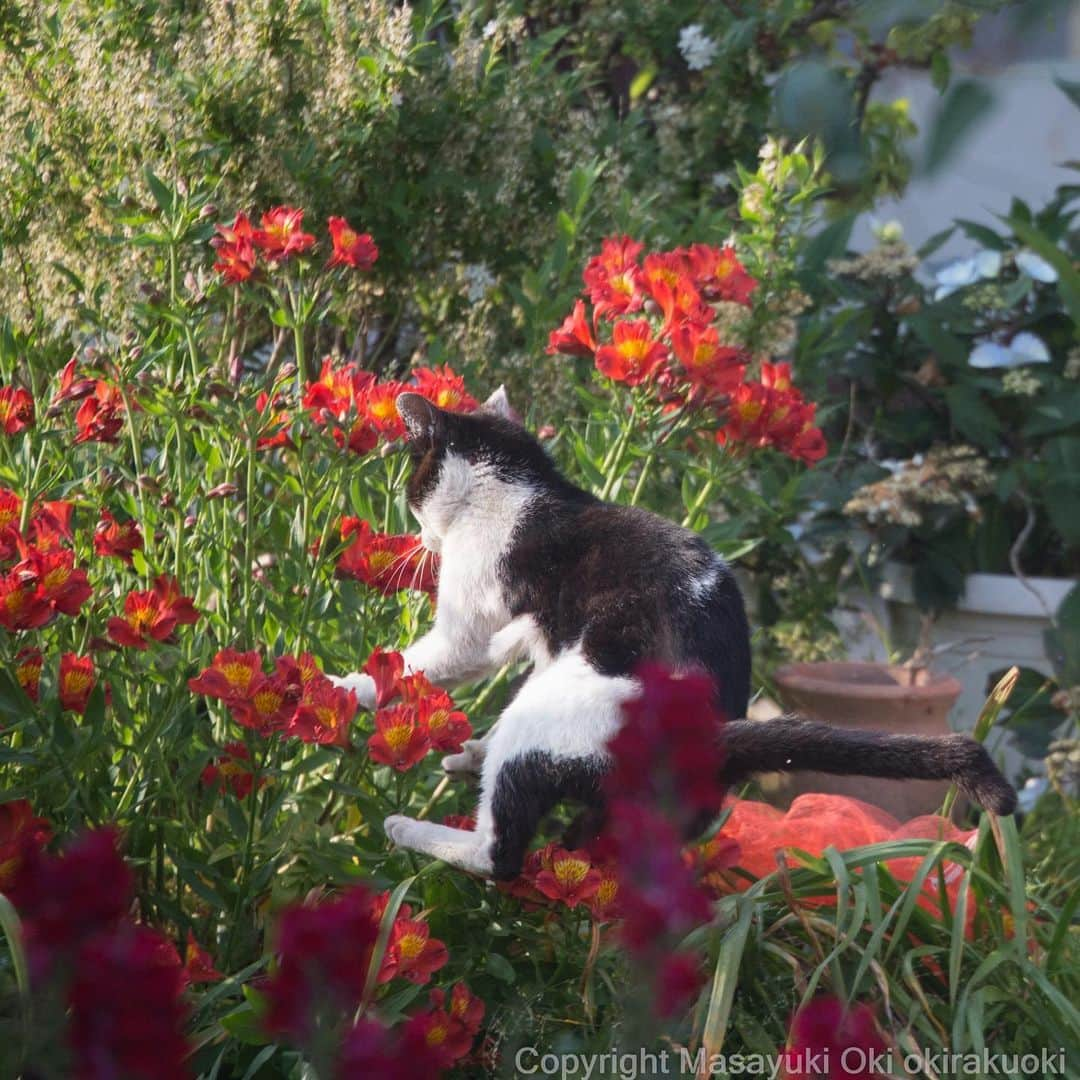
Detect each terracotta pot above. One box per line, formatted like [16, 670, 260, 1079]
[766, 661, 963, 820]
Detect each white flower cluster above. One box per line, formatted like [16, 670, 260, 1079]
[678, 24, 718, 72]
[461, 263, 496, 304]
[844, 447, 993, 529]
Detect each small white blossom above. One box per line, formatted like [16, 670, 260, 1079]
[933, 250, 1001, 300]
[1015, 249, 1058, 283]
[461, 262, 496, 303]
[968, 331, 1050, 369]
[482, 19, 498, 40]
[678, 24, 718, 72]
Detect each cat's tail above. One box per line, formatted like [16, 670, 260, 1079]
[720, 715, 1017, 816]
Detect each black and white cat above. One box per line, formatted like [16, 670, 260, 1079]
[330, 389, 1016, 880]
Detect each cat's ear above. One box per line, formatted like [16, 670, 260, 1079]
[396, 392, 443, 440]
[482, 384, 518, 422]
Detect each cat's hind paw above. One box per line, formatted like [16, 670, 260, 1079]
[384, 813, 417, 849]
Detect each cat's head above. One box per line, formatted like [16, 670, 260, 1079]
[396, 388, 558, 551]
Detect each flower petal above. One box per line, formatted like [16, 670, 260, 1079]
[1015, 249, 1058, 283]
[1009, 331, 1050, 364]
[968, 342, 1017, 369]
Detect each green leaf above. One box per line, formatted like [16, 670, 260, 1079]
[923, 81, 994, 176]
[1006, 216, 1080, 327]
[144, 167, 175, 217]
[484, 951, 517, 983]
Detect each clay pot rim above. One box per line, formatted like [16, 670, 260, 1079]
[773, 661, 963, 701]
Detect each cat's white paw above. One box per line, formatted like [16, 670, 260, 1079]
[441, 739, 485, 777]
[327, 672, 377, 710]
[384, 813, 419, 849]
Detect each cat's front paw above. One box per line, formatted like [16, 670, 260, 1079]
[327, 672, 376, 710]
[384, 813, 420, 850]
[441, 739, 485, 778]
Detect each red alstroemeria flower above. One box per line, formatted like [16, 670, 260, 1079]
[780, 996, 888, 1080]
[0, 799, 52, 890]
[231, 672, 297, 736]
[670, 322, 746, 395]
[26, 500, 75, 554]
[288, 678, 358, 747]
[0, 385, 34, 435]
[275, 650, 322, 689]
[52, 359, 97, 406]
[337, 518, 437, 595]
[532, 846, 602, 909]
[25, 548, 93, 617]
[252, 206, 316, 261]
[363, 646, 405, 708]
[546, 299, 596, 357]
[94, 509, 144, 565]
[0, 487, 22, 558]
[189, 648, 264, 705]
[686, 243, 758, 305]
[0, 571, 53, 631]
[337, 1016, 446, 1077]
[640, 250, 690, 295]
[58, 653, 96, 715]
[583, 236, 645, 319]
[410, 365, 478, 413]
[211, 212, 257, 284]
[378, 907, 449, 985]
[410, 1007, 475, 1068]
[201, 741, 265, 801]
[645, 271, 712, 333]
[15, 647, 43, 702]
[107, 575, 198, 649]
[304, 357, 356, 418]
[416, 690, 471, 754]
[587, 860, 622, 922]
[327, 216, 379, 269]
[686, 832, 742, 897]
[439, 981, 485, 1034]
[183, 931, 224, 985]
[368, 705, 431, 771]
[74, 382, 127, 445]
[594, 320, 669, 386]
[254, 390, 295, 451]
[360, 380, 408, 440]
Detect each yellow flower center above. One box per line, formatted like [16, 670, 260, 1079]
[617, 338, 650, 363]
[367, 550, 395, 573]
[596, 878, 618, 906]
[43, 565, 71, 591]
[63, 671, 93, 695]
[554, 858, 590, 889]
[222, 663, 255, 690]
[339, 227, 358, 248]
[736, 400, 763, 423]
[426, 1022, 448, 1047]
[383, 723, 412, 752]
[427, 708, 448, 732]
[253, 689, 283, 716]
[396, 931, 426, 960]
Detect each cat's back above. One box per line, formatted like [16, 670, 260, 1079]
[503, 495, 751, 719]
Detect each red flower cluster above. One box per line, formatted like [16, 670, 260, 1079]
[0, 798, 52, 891]
[59, 652, 97, 714]
[781, 996, 888, 1080]
[501, 841, 619, 919]
[7, 828, 191, 1079]
[94, 508, 144, 564]
[337, 518, 438, 596]
[375, 890, 450, 985]
[547, 237, 826, 464]
[357, 648, 472, 770]
[262, 885, 451, 1047]
[211, 207, 378, 282]
[409, 982, 485, 1069]
[200, 741, 266, 800]
[335, 1017, 445, 1079]
[107, 574, 199, 649]
[301, 358, 476, 456]
[15, 646, 44, 701]
[717, 361, 827, 465]
[52, 360, 132, 445]
[189, 647, 358, 746]
[263, 884, 381, 1041]
[597, 664, 732, 1016]
[0, 383, 34, 435]
[0, 493, 91, 632]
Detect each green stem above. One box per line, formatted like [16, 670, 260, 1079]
[681, 476, 715, 529]
[241, 427, 257, 640]
[599, 403, 637, 501]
